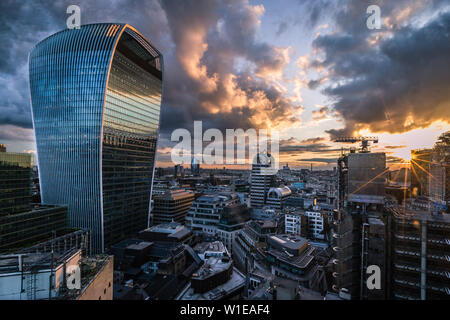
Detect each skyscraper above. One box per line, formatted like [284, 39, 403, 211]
[191, 156, 200, 176]
[29, 24, 163, 252]
[250, 153, 276, 208]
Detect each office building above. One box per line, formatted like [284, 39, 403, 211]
[266, 186, 291, 210]
[389, 209, 450, 300]
[216, 203, 251, 253]
[233, 220, 278, 273]
[250, 153, 276, 208]
[150, 189, 195, 226]
[138, 221, 193, 245]
[285, 210, 308, 236]
[411, 149, 432, 197]
[266, 234, 328, 293]
[305, 209, 326, 240]
[185, 193, 240, 235]
[428, 132, 450, 208]
[332, 149, 387, 299]
[0, 148, 32, 215]
[191, 157, 200, 176]
[0, 147, 70, 252]
[30, 23, 163, 252]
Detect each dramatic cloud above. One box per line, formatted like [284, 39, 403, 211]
[311, 106, 329, 121]
[0, 0, 300, 144]
[160, 0, 301, 134]
[279, 138, 339, 154]
[306, 0, 450, 139]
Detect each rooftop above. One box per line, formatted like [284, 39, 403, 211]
[177, 267, 245, 300]
[269, 234, 309, 252]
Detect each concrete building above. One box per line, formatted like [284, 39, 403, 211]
[233, 220, 278, 273]
[138, 221, 193, 245]
[151, 189, 195, 226]
[266, 186, 292, 210]
[0, 249, 113, 300]
[389, 209, 450, 300]
[176, 241, 245, 300]
[305, 209, 326, 240]
[266, 234, 328, 293]
[185, 193, 240, 235]
[332, 149, 387, 299]
[285, 210, 308, 236]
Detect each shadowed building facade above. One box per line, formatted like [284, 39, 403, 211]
[29, 24, 163, 253]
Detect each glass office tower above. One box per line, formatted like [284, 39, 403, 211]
[29, 24, 163, 252]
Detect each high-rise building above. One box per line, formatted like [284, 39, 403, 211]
[29, 24, 163, 252]
[250, 153, 276, 208]
[150, 189, 195, 226]
[174, 164, 184, 178]
[0, 148, 32, 215]
[191, 156, 200, 176]
[428, 132, 450, 208]
[0, 147, 68, 253]
[410, 149, 432, 197]
[332, 150, 387, 299]
[389, 209, 450, 300]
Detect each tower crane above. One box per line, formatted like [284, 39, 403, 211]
[334, 136, 378, 153]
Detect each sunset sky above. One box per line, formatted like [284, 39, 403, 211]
[0, 0, 449, 169]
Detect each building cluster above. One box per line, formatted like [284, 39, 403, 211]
[0, 23, 449, 301]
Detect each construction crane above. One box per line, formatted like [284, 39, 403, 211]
[334, 136, 378, 153]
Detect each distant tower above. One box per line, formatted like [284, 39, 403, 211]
[191, 156, 200, 176]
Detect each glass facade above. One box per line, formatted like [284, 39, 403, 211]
[0, 204, 68, 253]
[29, 24, 163, 252]
[0, 151, 32, 215]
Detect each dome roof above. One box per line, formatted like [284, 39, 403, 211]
[268, 186, 292, 198]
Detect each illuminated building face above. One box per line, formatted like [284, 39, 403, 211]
[30, 24, 163, 252]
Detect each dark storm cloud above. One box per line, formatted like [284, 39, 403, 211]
[307, 0, 450, 139]
[0, 0, 169, 132]
[0, 0, 300, 150]
[160, 0, 300, 133]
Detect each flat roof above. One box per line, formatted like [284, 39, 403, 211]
[178, 267, 245, 300]
[269, 234, 308, 251]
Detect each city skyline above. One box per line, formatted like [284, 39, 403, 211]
[1, 0, 449, 170]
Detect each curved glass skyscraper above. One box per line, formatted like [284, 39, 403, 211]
[29, 24, 163, 252]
